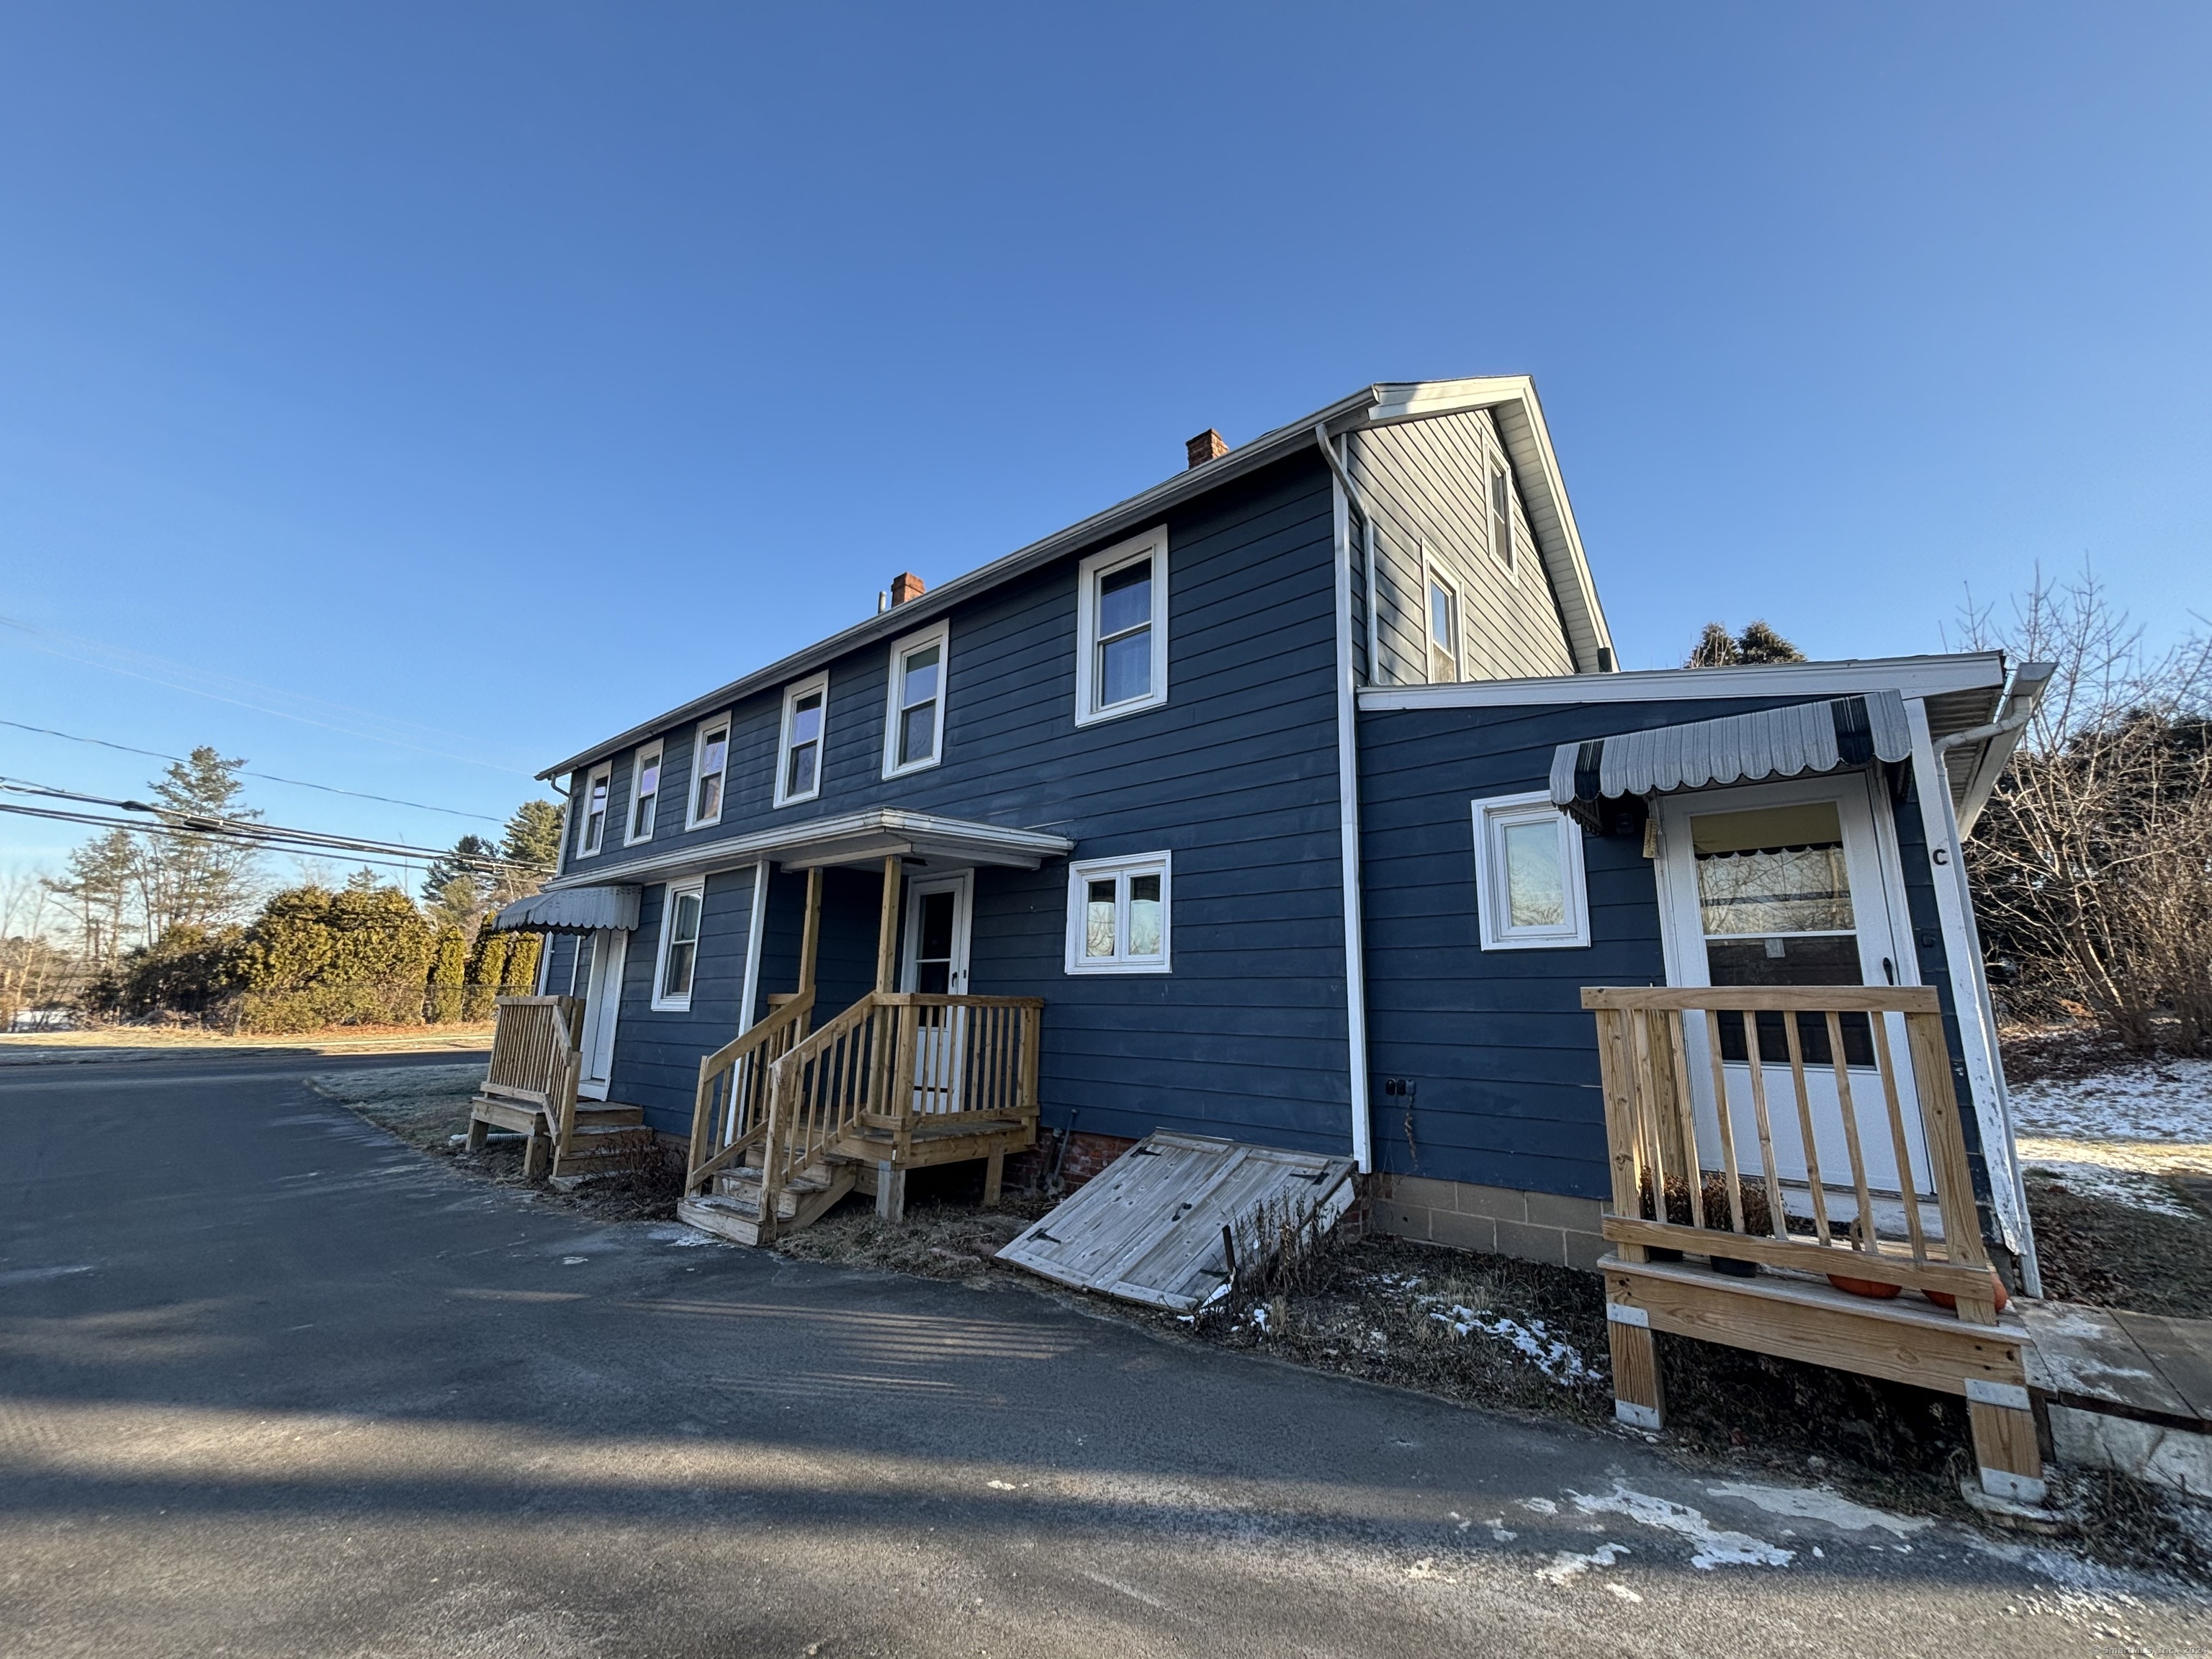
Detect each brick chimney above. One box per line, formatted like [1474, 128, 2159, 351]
[889, 571, 926, 606]
[1185, 428, 1229, 469]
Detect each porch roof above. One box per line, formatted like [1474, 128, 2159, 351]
[1548, 691, 1915, 828]
[530, 807, 1076, 896]
[489, 883, 641, 935]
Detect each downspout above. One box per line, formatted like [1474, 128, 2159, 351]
[1315, 423, 1374, 1172]
[1930, 673, 2043, 1298]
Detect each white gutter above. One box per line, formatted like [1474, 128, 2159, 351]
[1316, 425, 1375, 1172]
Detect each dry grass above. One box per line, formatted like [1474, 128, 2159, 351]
[2028, 1168, 2212, 1316]
[2, 1024, 494, 1055]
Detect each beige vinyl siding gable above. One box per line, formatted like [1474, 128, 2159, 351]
[1350, 407, 1578, 685]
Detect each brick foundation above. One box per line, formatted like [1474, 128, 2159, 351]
[1364, 1173, 1606, 1274]
[1002, 1128, 1141, 1194]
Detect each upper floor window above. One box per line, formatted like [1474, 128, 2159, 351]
[1425, 555, 1462, 683]
[626, 743, 662, 845]
[775, 673, 828, 806]
[653, 879, 705, 1010]
[1065, 850, 1171, 974]
[1490, 462, 1515, 575]
[883, 621, 949, 778]
[1472, 792, 1589, 950]
[1074, 527, 1169, 727]
[689, 716, 730, 828]
[577, 763, 611, 857]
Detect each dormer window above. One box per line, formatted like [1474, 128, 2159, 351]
[626, 743, 662, 845]
[689, 717, 730, 828]
[884, 621, 949, 778]
[577, 763, 611, 857]
[1074, 526, 1169, 727]
[775, 673, 828, 806]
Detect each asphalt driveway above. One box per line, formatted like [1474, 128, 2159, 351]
[1, 1051, 2201, 1657]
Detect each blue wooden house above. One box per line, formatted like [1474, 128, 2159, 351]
[488, 377, 2047, 1302]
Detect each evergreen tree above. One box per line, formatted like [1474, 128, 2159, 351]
[495, 800, 564, 903]
[141, 747, 262, 935]
[502, 931, 544, 996]
[463, 927, 511, 1020]
[1685, 620, 1807, 667]
[48, 830, 138, 970]
[427, 925, 467, 1023]
[421, 835, 500, 911]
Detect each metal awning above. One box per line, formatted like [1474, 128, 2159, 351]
[1549, 691, 1915, 828]
[488, 884, 640, 935]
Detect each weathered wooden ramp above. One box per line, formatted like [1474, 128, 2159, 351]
[997, 1132, 1356, 1311]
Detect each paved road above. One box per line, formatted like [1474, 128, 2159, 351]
[2, 1054, 2202, 1658]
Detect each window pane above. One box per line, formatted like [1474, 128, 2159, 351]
[672, 890, 701, 943]
[901, 645, 940, 708]
[1100, 629, 1151, 706]
[786, 742, 817, 797]
[1084, 878, 1118, 958]
[1696, 845, 1853, 936]
[1429, 582, 1454, 650]
[1502, 819, 1567, 927]
[1098, 559, 1151, 637]
[666, 940, 696, 997]
[695, 773, 721, 820]
[789, 693, 822, 745]
[899, 701, 936, 765]
[1127, 872, 1162, 956]
[700, 732, 727, 774]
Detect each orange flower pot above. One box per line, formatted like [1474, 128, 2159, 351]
[1827, 1274, 1902, 1299]
[1923, 1272, 2010, 1314]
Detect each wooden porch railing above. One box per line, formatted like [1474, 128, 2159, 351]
[481, 994, 585, 1153]
[1583, 985, 2002, 1319]
[684, 989, 816, 1197]
[760, 992, 1043, 1209]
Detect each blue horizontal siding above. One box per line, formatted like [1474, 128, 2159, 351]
[605, 866, 758, 1136]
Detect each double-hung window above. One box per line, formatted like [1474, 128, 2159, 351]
[775, 673, 828, 806]
[1064, 852, 1171, 973]
[1424, 554, 1462, 683]
[689, 716, 730, 828]
[577, 763, 611, 858]
[882, 621, 948, 777]
[626, 743, 662, 845]
[654, 880, 705, 1010]
[1074, 527, 1169, 726]
[1490, 462, 1515, 575]
[1472, 792, 1590, 949]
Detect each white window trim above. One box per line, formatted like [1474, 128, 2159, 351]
[1064, 850, 1172, 974]
[576, 763, 613, 858]
[624, 742, 663, 846]
[1074, 526, 1169, 727]
[652, 878, 706, 1010]
[686, 713, 732, 830]
[773, 672, 830, 808]
[1472, 791, 1590, 950]
[1489, 457, 1518, 578]
[881, 619, 950, 779]
[1422, 550, 1463, 685]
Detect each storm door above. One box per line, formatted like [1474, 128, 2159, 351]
[573, 927, 628, 1102]
[900, 871, 973, 1115]
[1657, 774, 1930, 1203]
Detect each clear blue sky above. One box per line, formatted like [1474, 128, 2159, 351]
[1, 4, 2206, 881]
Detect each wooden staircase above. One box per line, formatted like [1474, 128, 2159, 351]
[679, 989, 1042, 1246]
[467, 996, 657, 1180]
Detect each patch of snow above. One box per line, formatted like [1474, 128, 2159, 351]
[2021, 1153, 2199, 1216]
[645, 1225, 719, 1248]
[1536, 1542, 1629, 1585]
[1706, 1481, 1929, 1538]
[2009, 1059, 2212, 1145]
[1569, 1484, 1794, 1570]
[1519, 1497, 1559, 1516]
[1605, 1581, 1644, 1603]
[1429, 1306, 1593, 1386]
[1249, 1305, 1269, 1333]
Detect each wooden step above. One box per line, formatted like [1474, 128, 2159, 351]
[714, 1165, 833, 1221]
[574, 1105, 645, 1128]
[678, 1195, 766, 1246]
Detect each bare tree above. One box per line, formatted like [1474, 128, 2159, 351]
[1960, 566, 2212, 1051]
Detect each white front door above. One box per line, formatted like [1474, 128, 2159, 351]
[1656, 773, 1931, 1202]
[575, 927, 628, 1102]
[900, 871, 973, 1115]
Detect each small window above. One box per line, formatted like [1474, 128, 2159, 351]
[1424, 555, 1462, 683]
[625, 743, 662, 845]
[689, 717, 730, 827]
[1064, 852, 1171, 974]
[1074, 527, 1169, 726]
[1490, 462, 1515, 575]
[882, 621, 949, 778]
[577, 763, 611, 857]
[775, 673, 828, 807]
[654, 880, 704, 1009]
[1472, 792, 1589, 950]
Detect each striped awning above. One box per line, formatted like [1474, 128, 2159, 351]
[487, 884, 639, 935]
[1549, 692, 1914, 828]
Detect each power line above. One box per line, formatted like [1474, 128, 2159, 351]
[0, 801, 444, 878]
[0, 718, 512, 824]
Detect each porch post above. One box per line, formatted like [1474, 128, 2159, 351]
[797, 867, 823, 996]
[874, 854, 902, 994]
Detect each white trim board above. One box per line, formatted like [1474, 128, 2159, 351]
[538, 807, 1076, 891]
[1357, 652, 2008, 711]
